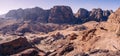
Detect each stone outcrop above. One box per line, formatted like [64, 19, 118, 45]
[108, 8, 120, 24]
[48, 6, 75, 24]
[0, 37, 32, 55]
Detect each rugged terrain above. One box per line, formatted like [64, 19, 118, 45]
[0, 6, 120, 56]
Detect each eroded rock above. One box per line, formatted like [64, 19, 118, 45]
[0, 37, 32, 55]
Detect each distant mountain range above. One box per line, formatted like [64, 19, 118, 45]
[0, 14, 5, 18]
[5, 6, 113, 24]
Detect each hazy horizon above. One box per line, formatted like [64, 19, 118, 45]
[0, 0, 120, 15]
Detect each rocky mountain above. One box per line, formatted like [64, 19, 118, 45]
[6, 6, 76, 24]
[108, 8, 120, 24]
[48, 6, 75, 24]
[6, 6, 112, 24]
[75, 8, 89, 23]
[6, 7, 49, 23]
[75, 8, 113, 23]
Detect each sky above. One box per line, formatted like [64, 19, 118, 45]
[0, 0, 120, 14]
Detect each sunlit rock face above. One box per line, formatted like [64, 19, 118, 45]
[108, 8, 120, 24]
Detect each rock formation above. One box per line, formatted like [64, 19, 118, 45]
[108, 8, 120, 24]
[107, 8, 120, 36]
[6, 6, 76, 24]
[75, 8, 113, 23]
[75, 8, 89, 23]
[0, 37, 32, 55]
[48, 6, 75, 24]
[6, 7, 49, 23]
[6, 6, 113, 24]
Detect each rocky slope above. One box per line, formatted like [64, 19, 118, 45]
[0, 21, 120, 56]
[0, 21, 72, 35]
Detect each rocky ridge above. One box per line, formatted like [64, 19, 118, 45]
[75, 8, 113, 23]
[1, 6, 113, 34]
[6, 6, 113, 24]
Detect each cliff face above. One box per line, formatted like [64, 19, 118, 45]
[75, 8, 113, 23]
[6, 7, 49, 23]
[6, 6, 76, 24]
[6, 6, 112, 24]
[75, 8, 89, 23]
[48, 6, 75, 24]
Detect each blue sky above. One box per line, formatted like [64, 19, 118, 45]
[0, 0, 120, 14]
